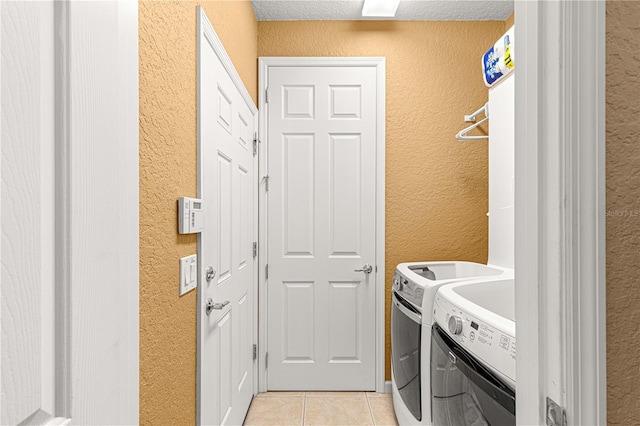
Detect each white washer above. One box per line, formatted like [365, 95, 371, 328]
[390, 262, 512, 425]
[430, 279, 516, 425]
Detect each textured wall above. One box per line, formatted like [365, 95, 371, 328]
[258, 20, 505, 380]
[606, 1, 640, 424]
[504, 12, 514, 30]
[139, 1, 257, 424]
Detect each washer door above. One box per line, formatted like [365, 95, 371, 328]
[391, 292, 422, 421]
[431, 324, 515, 426]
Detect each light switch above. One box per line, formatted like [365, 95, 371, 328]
[180, 254, 198, 296]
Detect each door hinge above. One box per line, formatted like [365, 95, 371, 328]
[253, 344, 257, 361]
[265, 352, 268, 368]
[265, 88, 270, 103]
[253, 132, 258, 156]
[546, 397, 566, 426]
[265, 264, 269, 279]
[253, 242, 258, 259]
[262, 175, 269, 192]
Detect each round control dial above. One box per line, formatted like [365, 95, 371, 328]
[393, 277, 402, 291]
[448, 315, 463, 335]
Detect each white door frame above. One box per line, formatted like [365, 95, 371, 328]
[0, 0, 139, 423]
[195, 7, 260, 423]
[515, 1, 606, 424]
[257, 57, 386, 393]
[57, 1, 140, 422]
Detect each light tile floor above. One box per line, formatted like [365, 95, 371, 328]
[244, 391, 399, 426]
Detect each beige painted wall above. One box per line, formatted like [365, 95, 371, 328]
[505, 12, 514, 30]
[258, 20, 506, 380]
[606, 1, 640, 424]
[139, 1, 257, 424]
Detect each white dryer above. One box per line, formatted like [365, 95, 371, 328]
[431, 279, 516, 425]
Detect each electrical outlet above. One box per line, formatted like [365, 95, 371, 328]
[180, 254, 198, 296]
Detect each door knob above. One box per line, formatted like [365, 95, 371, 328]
[205, 266, 216, 282]
[205, 298, 230, 315]
[354, 264, 373, 274]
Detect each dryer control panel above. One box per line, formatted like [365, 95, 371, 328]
[433, 294, 516, 384]
[392, 272, 425, 309]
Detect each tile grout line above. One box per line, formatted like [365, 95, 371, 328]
[301, 392, 306, 426]
[365, 393, 376, 426]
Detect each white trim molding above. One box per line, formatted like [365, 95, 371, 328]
[258, 57, 386, 393]
[515, 1, 606, 425]
[64, 1, 140, 423]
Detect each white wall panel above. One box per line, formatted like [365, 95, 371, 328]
[488, 74, 515, 269]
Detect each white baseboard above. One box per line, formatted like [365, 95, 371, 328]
[384, 380, 392, 394]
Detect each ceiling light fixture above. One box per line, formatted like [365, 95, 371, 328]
[361, 0, 401, 17]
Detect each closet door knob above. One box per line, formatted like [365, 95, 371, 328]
[354, 264, 373, 274]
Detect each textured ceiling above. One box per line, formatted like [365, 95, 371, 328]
[251, 0, 514, 21]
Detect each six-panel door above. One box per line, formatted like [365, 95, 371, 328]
[267, 66, 378, 390]
[198, 14, 256, 425]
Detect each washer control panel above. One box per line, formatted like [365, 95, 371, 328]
[392, 272, 425, 309]
[433, 294, 516, 382]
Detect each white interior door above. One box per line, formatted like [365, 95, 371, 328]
[266, 65, 378, 390]
[197, 8, 256, 426]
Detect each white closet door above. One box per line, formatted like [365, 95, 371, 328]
[267, 66, 378, 390]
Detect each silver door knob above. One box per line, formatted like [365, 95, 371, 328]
[354, 264, 373, 274]
[205, 298, 230, 315]
[205, 266, 216, 282]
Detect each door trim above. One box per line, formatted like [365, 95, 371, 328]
[58, 1, 139, 422]
[9, 0, 140, 422]
[258, 57, 386, 393]
[196, 7, 260, 423]
[514, 2, 606, 424]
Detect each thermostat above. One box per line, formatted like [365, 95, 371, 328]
[178, 197, 204, 234]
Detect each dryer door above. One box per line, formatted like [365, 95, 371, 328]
[391, 292, 422, 421]
[431, 324, 515, 426]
